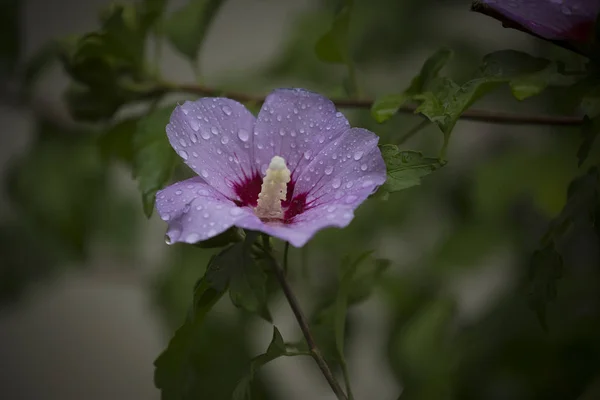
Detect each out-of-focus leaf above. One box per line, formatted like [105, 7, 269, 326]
[380, 146, 445, 194]
[140, 0, 168, 31]
[64, 83, 124, 122]
[20, 41, 63, 95]
[371, 48, 453, 123]
[315, 0, 353, 64]
[154, 243, 243, 400]
[0, 0, 19, 77]
[6, 120, 107, 258]
[194, 226, 243, 249]
[528, 243, 563, 330]
[578, 116, 599, 167]
[98, 118, 138, 165]
[164, 0, 225, 62]
[232, 326, 292, 400]
[132, 105, 177, 218]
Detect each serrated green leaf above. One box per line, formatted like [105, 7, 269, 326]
[225, 233, 272, 321]
[98, 118, 138, 165]
[132, 105, 177, 218]
[371, 48, 452, 123]
[154, 249, 230, 400]
[380, 145, 445, 193]
[164, 0, 225, 61]
[315, 0, 352, 64]
[232, 326, 295, 400]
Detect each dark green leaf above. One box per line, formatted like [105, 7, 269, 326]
[164, 0, 225, 61]
[371, 48, 452, 123]
[315, 0, 353, 64]
[380, 146, 445, 193]
[154, 249, 231, 400]
[194, 227, 243, 249]
[0, 0, 19, 77]
[63, 83, 124, 122]
[232, 326, 293, 400]
[98, 118, 138, 165]
[140, 0, 168, 31]
[132, 105, 177, 218]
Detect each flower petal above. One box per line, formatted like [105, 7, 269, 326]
[294, 127, 386, 209]
[252, 88, 350, 177]
[166, 98, 257, 198]
[481, 0, 599, 42]
[236, 204, 356, 247]
[156, 177, 254, 244]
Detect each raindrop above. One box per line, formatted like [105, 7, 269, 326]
[211, 127, 219, 135]
[345, 195, 358, 204]
[325, 166, 334, 175]
[238, 129, 249, 142]
[203, 212, 210, 219]
[318, 136, 325, 144]
[196, 205, 203, 211]
[332, 178, 341, 188]
[291, 130, 297, 137]
[186, 233, 200, 243]
[201, 170, 209, 178]
[335, 112, 343, 118]
[175, 190, 183, 195]
[346, 181, 354, 189]
[303, 150, 312, 160]
[276, 115, 282, 121]
[360, 164, 368, 171]
[208, 229, 217, 236]
[222, 105, 232, 115]
[353, 151, 364, 160]
[161, 214, 170, 221]
[293, 108, 299, 114]
[221, 136, 229, 144]
[189, 119, 200, 131]
[190, 133, 198, 143]
[279, 128, 285, 136]
[230, 207, 243, 216]
[182, 108, 189, 115]
[179, 150, 189, 160]
[192, 151, 199, 158]
[362, 180, 373, 188]
[179, 138, 187, 147]
[201, 130, 210, 140]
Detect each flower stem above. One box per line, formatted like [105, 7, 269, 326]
[261, 235, 348, 400]
[151, 81, 583, 127]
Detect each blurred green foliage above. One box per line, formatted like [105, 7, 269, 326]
[2, 0, 600, 399]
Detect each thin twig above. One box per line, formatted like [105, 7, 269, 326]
[156, 82, 583, 127]
[262, 235, 348, 400]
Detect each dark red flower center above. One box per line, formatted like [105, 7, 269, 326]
[230, 170, 310, 223]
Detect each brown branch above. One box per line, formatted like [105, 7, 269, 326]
[157, 82, 583, 127]
[262, 236, 348, 400]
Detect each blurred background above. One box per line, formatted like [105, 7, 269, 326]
[1, 0, 599, 399]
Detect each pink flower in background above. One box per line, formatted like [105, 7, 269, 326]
[474, 0, 600, 42]
[155, 88, 386, 247]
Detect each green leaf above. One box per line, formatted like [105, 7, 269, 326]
[315, 0, 353, 64]
[98, 118, 138, 165]
[63, 83, 124, 122]
[140, 0, 168, 31]
[194, 227, 243, 249]
[154, 249, 231, 400]
[371, 48, 452, 123]
[132, 105, 177, 218]
[232, 326, 296, 400]
[380, 146, 445, 193]
[164, 0, 225, 61]
[224, 233, 272, 321]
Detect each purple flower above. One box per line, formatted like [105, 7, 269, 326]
[155, 88, 386, 247]
[475, 0, 600, 42]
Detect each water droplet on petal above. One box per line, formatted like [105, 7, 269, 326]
[345, 195, 358, 204]
[186, 233, 200, 243]
[353, 151, 364, 160]
[230, 207, 243, 216]
[360, 164, 368, 171]
[161, 214, 170, 221]
[346, 181, 354, 189]
[211, 127, 219, 135]
[279, 128, 285, 136]
[179, 150, 189, 160]
[203, 212, 210, 218]
[201, 130, 210, 140]
[222, 105, 232, 115]
[196, 205, 203, 211]
[189, 119, 200, 131]
[332, 178, 341, 188]
[293, 108, 299, 114]
[201, 170, 209, 178]
[208, 228, 217, 236]
[290, 130, 297, 137]
[179, 138, 187, 147]
[325, 166, 334, 175]
[221, 136, 229, 144]
[238, 129, 249, 142]
[362, 180, 373, 188]
[303, 150, 312, 160]
[175, 190, 183, 195]
[190, 133, 198, 143]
